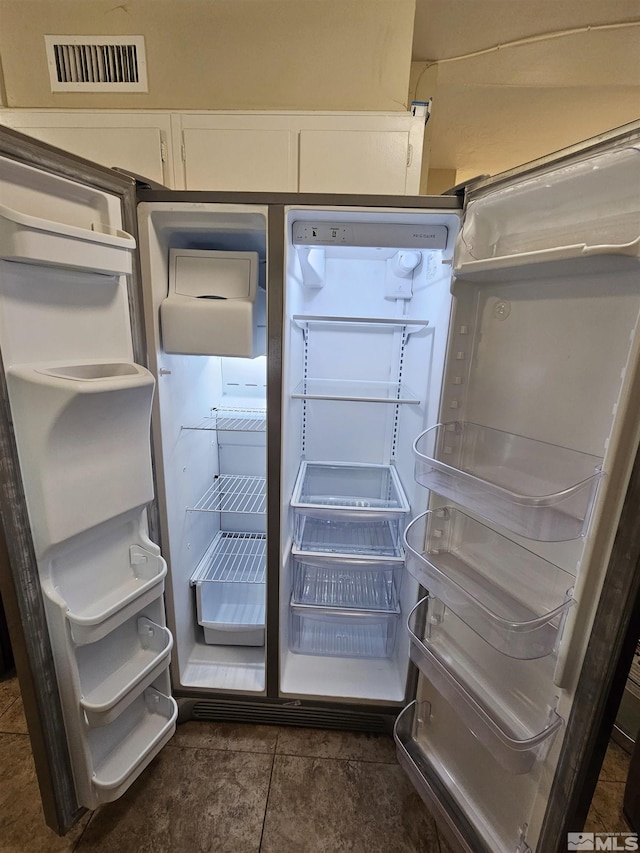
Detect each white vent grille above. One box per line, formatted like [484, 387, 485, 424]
[45, 35, 148, 92]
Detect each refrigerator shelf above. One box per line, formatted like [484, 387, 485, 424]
[0, 202, 135, 276]
[408, 598, 563, 774]
[292, 552, 401, 611]
[291, 461, 410, 523]
[188, 474, 266, 514]
[65, 553, 168, 646]
[183, 407, 266, 433]
[191, 533, 266, 646]
[79, 618, 173, 727]
[89, 687, 177, 804]
[294, 516, 404, 559]
[289, 598, 399, 658]
[404, 509, 574, 659]
[413, 422, 603, 541]
[293, 314, 429, 337]
[291, 378, 420, 405]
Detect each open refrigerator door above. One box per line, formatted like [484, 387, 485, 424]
[394, 129, 640, 851]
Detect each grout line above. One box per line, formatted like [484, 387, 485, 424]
[258, 742, 278, 852]
[71, 809, 97, 852]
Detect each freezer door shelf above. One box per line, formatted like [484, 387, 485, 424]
[413, 422, 603, 541]
[404, 508, 575, 659]
[79, 617, 173, 727]
[0, 201, 136, 276]
[408, 597, 563, 775]
[88, 687, 177, 805]
[191, 532, 266, 646]
[289, 597, 399, 659]
[291, 550, 401, 611]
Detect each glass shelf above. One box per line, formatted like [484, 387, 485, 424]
[183, 408, 266, 433]
[291, 378, 420, 404]
[291, 552, 401, 611]
[291, 461, 410, 524]
[294, 516, 404, 559]
[289, 598, 399, 659]
[408, 597, 563, 774]
[293, 314, 428, 336]
[187, 475, 266, 514]
[403, 508, 575, 659]
[413, 422, 603, 541]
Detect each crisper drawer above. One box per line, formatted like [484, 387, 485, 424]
[404, 508, 575, 659]
[291, 550, 402, 611]
[289, 598, 399, 659]
[294, 516, 404, 559]
[408, 597, 563, 775]
[291, 461, 410, 524]
[413, 422, 603, 541]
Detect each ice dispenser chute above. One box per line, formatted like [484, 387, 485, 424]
[160, 249, 266, 357]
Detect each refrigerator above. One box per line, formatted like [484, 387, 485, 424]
[0, 120, 639, 853]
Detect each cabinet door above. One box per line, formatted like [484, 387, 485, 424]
[0, 111, 172, 186]
[299, 129, 411, 195]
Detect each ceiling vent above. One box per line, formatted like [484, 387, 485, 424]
[44, 35, 148, 92]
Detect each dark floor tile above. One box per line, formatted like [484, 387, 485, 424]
[584, 806, 609, 834]
[590, 781, 631, 832]
[75, 746, 272, 853]
[171, 719, 279, 753]
[0, 696, 28, 734]
[599, 740, 632, 782]
[260, 755, 440, 853]
[0, 674, 20, 717]
[0, 732, 90, 852]
[275, 726, 397, 763]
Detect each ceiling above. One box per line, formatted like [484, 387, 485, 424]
[411, 0, 640, 176]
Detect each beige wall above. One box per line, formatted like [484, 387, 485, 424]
[0, 0, 415, 111]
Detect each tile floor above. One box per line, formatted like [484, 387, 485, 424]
[0, 671, 632, 853]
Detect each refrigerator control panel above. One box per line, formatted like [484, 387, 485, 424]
[292, 221, 448, 249]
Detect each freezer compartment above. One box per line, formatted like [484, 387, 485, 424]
[394, 700, 536, 853]
[0, 202, 135, 276]
[291, 461, 410, 523]
[78, 615, 173, 727]
[413, 422, 603, 541]
[191, 532, 265, 646]
[404, 508, 574, 658]
[294, 516, 404, 558]
[408, 597, 563, 774]
[291, 551, 401, 611]
[87, 686, 177, 805]
[289, 599, 399, 658]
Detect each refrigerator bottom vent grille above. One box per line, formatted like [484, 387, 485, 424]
[185, 700, 393, 732]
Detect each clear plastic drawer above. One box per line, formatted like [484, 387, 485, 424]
[403, 508, 575, 659]
[291, 551, 401, 611]
[289, 599, 399, 659]
[413, 422, 603, 541]
[294, 516, 404, 559]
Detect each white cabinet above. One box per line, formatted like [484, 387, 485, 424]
[0, 108, 427, 194]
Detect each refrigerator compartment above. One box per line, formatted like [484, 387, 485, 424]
[413, 422, 603, 541]
[294, 515, 404, 558]
[88, 686, 177, 805]
[78, 616, 173, 727]
[404, 509, 574, 659]
[6, 362, 156, 555]
[291, 552, 401, 611]
[184, 407, 266, 432]
[187, 474, 266, 514]
[291, 378, 420, 404]
[190, 532, 266, 646]
[0, 202, 135, 276]
[289, 599, 399, 658]
[64, 549, 168, 646]
[291, 461, 410, 523]
[408, 597, 563, 774]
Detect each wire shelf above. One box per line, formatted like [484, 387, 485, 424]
[184, 408, 266, 433]
[188, 474, 266, 514]
[191, 532, 266, 585]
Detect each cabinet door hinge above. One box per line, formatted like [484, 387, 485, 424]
[160, 141, 167, 162]
[407, 144, 413, 167]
